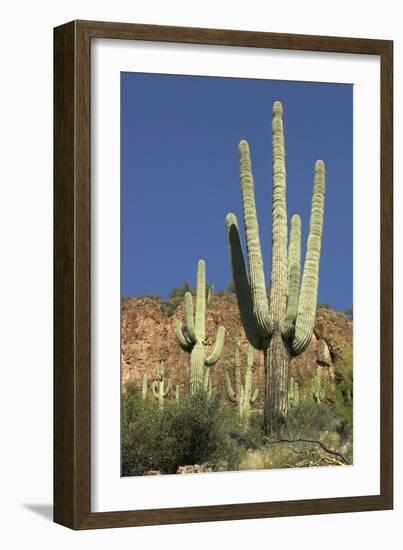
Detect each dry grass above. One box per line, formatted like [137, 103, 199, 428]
[240, 436, 349, 471]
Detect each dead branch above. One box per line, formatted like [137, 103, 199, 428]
[263, 437, 351, 465]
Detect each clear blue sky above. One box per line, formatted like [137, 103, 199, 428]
[121, 72, 353, 312]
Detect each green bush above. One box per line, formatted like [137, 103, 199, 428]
[288, 401, 337, 439]
[157, 281, 215, 317]
[228, 411, 266, 450]
[288, 386, 352, 444]
[121, 390, 245, 476]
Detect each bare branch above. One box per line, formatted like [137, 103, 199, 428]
[264, 437, 351, 465]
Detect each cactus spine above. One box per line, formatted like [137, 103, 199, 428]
[142, 373, 148, 400]
[226, 100, 325, 436]
[223, 339, 259, 422]
[175, 259, 225, 394]
[152, 360, 171, 408]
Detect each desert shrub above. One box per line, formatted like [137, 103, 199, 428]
[158, 281, 214, 316]
[226, 280, 235, 293]
[325, 383, 353, 443]
[344, 306, 353, 320]
[288, 382, 352, 447]
[317, 302, 331, 310]
[288, 401, 337, 439]
[230, 411, 266, 450]
[121, 392, 162, 476]
[143, 294, 161, 301]
[166, 391, 244, 471]
[334, 346, 353, 400]
[159, 300, 177, 316]
[121, 390, 245, 476]
[123, 381, 139, 397]
[328, 347, 353, 441]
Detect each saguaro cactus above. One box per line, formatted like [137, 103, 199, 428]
[226, 100, 326, 436]
[288, 377, 299, 408]
[223, 339, 259, 422]
[152, 360, 171, 408]
[313, 370, 325, 404]
[142, 373, 148, 400]
[175, 259, 225, 394]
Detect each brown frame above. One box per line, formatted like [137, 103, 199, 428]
[54, 19, 393, 530]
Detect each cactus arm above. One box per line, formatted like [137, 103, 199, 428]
[208, 377, 213, 396]
[205, 325, 225, 365]
[163, 378, 171, 397]
[225, 213, 262, 350]
[250, 388, 259, 404]
[292, 160, 326, 355]
[238, 140, 274, 338]
[283, 214, 302, 338]
[195, 259, 206, 341]
[203, 367, 210, 391]
[223, 363, 236, 402]
[184, 292, 197, 343]
[175, 320, 193, 351]
[269, 101, 288, 330]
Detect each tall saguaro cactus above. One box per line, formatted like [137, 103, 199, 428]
[226, 100, 326, 436]
[175, 259, 225, 394]
[223, 338, 259, 422]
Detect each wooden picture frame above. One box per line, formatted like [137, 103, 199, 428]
[54, 20, 393, 530]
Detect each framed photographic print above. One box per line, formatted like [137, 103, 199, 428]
[54, 20, 393, 529]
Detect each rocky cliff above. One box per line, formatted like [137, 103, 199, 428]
[121, 294, 352, 404]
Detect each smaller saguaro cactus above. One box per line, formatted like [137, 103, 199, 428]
[175, 384, 180, 403]
[152, 361, 171, 408]
[288, 377, 300, 408]
[142, 373, 148, 400]
[293, 381, 299, 406]
[313, 370, 325, 404]
[207, 284, 214, 306]
[223, 338, 259, 421]
[175, 259, 225, 394]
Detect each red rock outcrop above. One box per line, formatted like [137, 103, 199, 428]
[121, 295, 352, 405]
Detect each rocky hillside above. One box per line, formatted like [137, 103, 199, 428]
[121, 294, 352, 405]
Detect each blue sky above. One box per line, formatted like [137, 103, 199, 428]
[121, 72, 353, 312]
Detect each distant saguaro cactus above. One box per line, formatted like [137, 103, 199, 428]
[152, 351, 171, 408]
[175, 259, 225, 394]
[223, 338, 259, 422]
[142, 373, 148, 400]
[226, 100, 326, 436]
[313, 370, 325, 404]
[288, 377, 299, 408]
